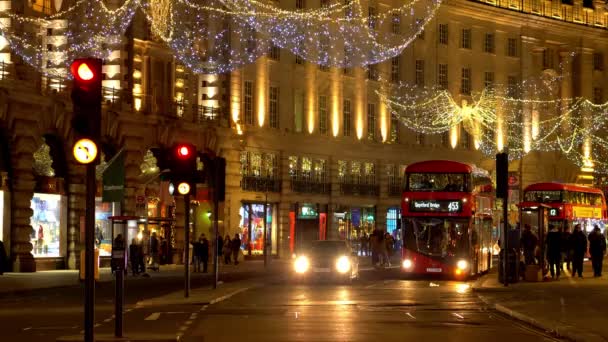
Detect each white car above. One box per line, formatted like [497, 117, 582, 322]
[292, 240, 359, 283]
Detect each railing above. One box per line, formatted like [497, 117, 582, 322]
[388, 180, 402, 197]
[290, 177, 331, 194]
[339, 182, 379, 196]
[241, 176, 282, 192]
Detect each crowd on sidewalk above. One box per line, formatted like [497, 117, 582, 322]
[357, 229, 399, 268]
[520, 223, 606, 280]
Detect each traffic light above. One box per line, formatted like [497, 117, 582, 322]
[169, 143, 197, 195]
[496, 152, 509, 199]
[71, 58, 102, 140]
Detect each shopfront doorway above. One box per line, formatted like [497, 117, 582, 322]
[239, 202, 278, 258]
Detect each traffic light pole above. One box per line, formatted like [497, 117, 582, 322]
[184, 193, 191, 298]
[84, 163, 96, 342]
[502, 194, 509, 287]
[213, 181, 220, 290]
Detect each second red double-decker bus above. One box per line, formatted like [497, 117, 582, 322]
[520, 182, 607, 235]
[401, 160, 494, 278]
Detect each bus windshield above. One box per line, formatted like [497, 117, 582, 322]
[407, 173, 469, 192]
[524, 190, 563, 203]
[403, 217, 469, 258]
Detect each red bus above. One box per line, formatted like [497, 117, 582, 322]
[401, 160, 494, 278]
[520, 182, 607, 236]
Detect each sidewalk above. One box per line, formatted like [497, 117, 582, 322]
[474, 260, 608, 342]
[0, 259, 287, 294]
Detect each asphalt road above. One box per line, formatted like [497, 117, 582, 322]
[0, 269, 563, 342]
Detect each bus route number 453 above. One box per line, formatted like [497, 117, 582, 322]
[448, 201, 460, 212]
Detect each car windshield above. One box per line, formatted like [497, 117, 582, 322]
[403, 217, 469, 258]
[310, 241, 350, 256]
[408, 173, 469, 192]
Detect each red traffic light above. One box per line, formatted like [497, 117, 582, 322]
[71, 59, 100, 83]
[176, 145, 191, 158]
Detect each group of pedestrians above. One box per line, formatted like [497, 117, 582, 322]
[192, 233, 242, 272]
[522, 223, 606, 280]
[368, 229, 395, 267]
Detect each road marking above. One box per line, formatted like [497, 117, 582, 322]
[405, 312, 416, 320]
[145, 312, 161, 321]
[94, 323, 101, 328]
[23, 326, 78, 331]
[103, 318, 112, 323]
[452, 313, 464, 320]
[189, 313, 197, 320]
[209, 287, 251, 305]
[178, 326, 188, 332]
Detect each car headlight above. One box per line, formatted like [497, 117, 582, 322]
[336, 256, 351, 273]
[402, 259, 413, 269]
[457, 259, 468, 270]
[294, 256, 310, 274]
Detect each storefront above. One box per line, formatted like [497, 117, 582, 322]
[239, 202, 278, 257]
[30, 190, 67, 259]
[330, 206, 376, 243]
[95, 199, 121, 257]
[289, 203, 325, 254]
[387, 207, 402, 250]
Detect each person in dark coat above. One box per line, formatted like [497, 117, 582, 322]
[561, 226, 572, 271]
[569, 224, 587, 278]
[192, 238, 203, 273]
[588, 225, 606, 277]
[520, 224, 538, 265]
[129, 239, 140, 276]
[545, 224, 562, 279]
[232, 234, 241, 265]
[201, 235, 209, 273]
[217, 235, 224, 257]
[150, 232, 159, 271]
[0, 240, 7, 275]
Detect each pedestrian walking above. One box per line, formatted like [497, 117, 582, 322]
[588, 225, 606, 277]
[232, 234, 241, 265]
[569, 224, 587, 278]
[223, 235, 232, 264]
[561, 226, 572, 271]
[149, 232, 159, 271]
[201, 235, 210, 273]
[546, 224, 562, 279]
[137, 242, 146, 275]
[0, 239, 7, 275]
[217, 234, 224, 258]
[129, 239, 140, 276]
[385, 232, 394, 266]
[192, 237, 202, 273]
[520, 224, 538, 265]
[359, 234, 368, 256]
[370, 230, 379, 266]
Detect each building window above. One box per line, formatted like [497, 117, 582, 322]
[320, 0, 329, 8]
[416, 18, 425, 39]
[318, 36, 330, 68]
[343, 99, 352, 137]
[244, 81, 254, 125]
[484, 33, 495, 53]
[543, 48, 554, 70]
[416, 132, 425, 145]
[594, 87, 603, 104]
[507, 76, 519, 98]
[390, 115, 399, 143]
[319, 95, 328, 134]
[484, 71, 495, 89]
[507, 38, 518, 57]
[461, 29, 472, 49]
[415, 60, 425, 87]
[268, 44, 280, 61]
[594, 53, 604, 71]
[368, 7, 376, 29]
[392, 13, 400, 34]
[391, 57, 400, 83]
[439, 24, 448, 45]
[295, 54, 304, 65]
[364, 162, 376, 185]
[461, 67, 471, 95]
[368, 64, 378, 81]
[269, 86, 279, 128]
[438, 64, 448, 89]
[296, 0, 305, 9]
[367, 103, 376, 140]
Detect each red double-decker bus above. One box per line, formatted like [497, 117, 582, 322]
[520, 182, 607, 235]
[401, 160, 494, 278]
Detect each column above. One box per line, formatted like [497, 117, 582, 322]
[305, 62, 317, 134]
[230, 68, 243, 134]
[579, 48, 594, 165]
[122, 140, 145, 217]
[330, 67, 342, 137]
[256, 57, 269, 127]
[10, 133, 38, 272]
[521, 37, 538, 154]
[559, 49, 574, 138]
[354, 67, 366, 140]
[378, 63, 390, 142]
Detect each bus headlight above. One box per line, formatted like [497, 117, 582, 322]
[402, 259, 413, 269]
[294, 256, 310, 274]
[336, 256, 351, 273]
[457, 260, 468, 270]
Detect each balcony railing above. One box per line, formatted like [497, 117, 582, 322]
[388, 182, 402, 197]
[241, 176, 281, 192]
[339, 182, 379, 196]
[290, 178, 331, 194]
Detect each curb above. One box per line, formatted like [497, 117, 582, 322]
[478, 295, 606, 342]
[56, 334, 178, 342]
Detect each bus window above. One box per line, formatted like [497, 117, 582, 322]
[523, 190, 563, 203]
[408, 173, 469, 192]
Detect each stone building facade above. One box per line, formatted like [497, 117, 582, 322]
[0, 0, 604, 271]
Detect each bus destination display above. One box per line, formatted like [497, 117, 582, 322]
[409, 200, 462, 213]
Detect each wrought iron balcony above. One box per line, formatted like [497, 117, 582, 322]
[388, 179, 403, 197]
[290, 178, 331, 194]
[240, 176, 281, 192]
[339, 182, 379, 197]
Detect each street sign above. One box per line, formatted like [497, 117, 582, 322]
[73, 138, 98, 164]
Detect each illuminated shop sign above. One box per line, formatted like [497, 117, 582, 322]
[298, 203, 318, 219]
[548, 208, 559, 217]
[410, 200, 462, 213]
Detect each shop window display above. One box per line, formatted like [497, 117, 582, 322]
[239, 203, 277, 256]
[30, 193, 63, 257]
[95, 199, 121, 257]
